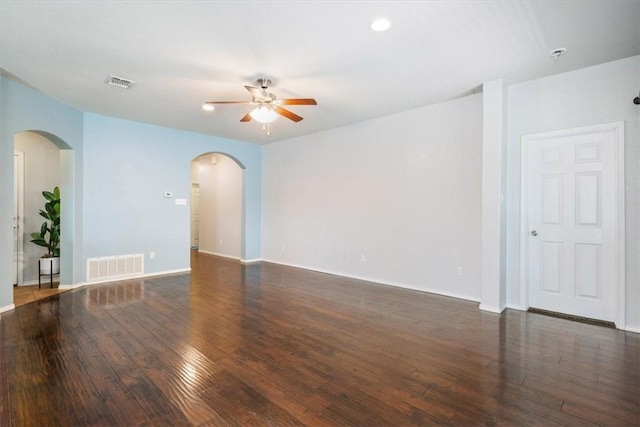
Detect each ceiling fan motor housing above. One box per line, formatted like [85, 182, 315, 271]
[257, 92, 276, 102]
[257, 77, 272, 89]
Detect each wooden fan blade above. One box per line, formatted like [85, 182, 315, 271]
[204, 101, 252, 104]
[273, 106, 303, 122]
[275, 98, 317, 106]
[240, 112, 252, 122]
[245, 85, 262, 98]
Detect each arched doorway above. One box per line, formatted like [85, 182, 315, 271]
[12, 130, 74, 300]
[190, 152, 245, 261]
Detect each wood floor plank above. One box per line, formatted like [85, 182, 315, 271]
[1, 251, 638, 426]
[0, 320, 9, 427]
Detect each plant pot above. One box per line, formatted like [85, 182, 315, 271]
[39, 257, 60, 275]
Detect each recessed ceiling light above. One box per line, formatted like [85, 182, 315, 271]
[370, 18, 391, 32]
[202, 103, 215, 111]
[548, 47, 566, 59]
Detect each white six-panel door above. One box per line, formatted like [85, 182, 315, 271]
[523, 123, 623, 324]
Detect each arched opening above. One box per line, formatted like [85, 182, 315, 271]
[12, 130, 74, 300]
[190, 152, 246, 263]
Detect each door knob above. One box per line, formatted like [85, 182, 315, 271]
[531, 230, 538, 237]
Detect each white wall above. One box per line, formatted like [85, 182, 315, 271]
[506, 55, 640, 329]
[14, 132, 61, 284]
[194, 153, 243, 259]
[263, 94, 483, 301]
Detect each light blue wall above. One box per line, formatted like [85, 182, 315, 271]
[0, 76, 84, 309]
[83, 114, 262, 273]
[1, 77, 262, 310]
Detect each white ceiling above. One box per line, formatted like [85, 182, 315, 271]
[1, 1, 638, 144]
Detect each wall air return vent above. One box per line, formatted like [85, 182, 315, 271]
[106, 75, 135, 89]
[86, 253, 144, 283]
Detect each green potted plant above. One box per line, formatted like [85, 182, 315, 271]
[30, 186, 60, 274]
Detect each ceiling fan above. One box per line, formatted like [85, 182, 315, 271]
[202, 78, 317, 126]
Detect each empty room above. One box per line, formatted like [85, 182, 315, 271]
[0, 1, 638, 425]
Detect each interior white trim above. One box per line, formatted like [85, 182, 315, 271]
[519, 136, 529, 312]
[0, 303, 16, 314]
[519, 121, 625, 328]
[59, 268, 191, 289]
[625, 326, 640, 334]
[58, 283, 85, 290]
[16, 279, 40, 287]
[262, 259, 481, 303]
[479, 304, 505, 314]
[13, 151, 24, 286]
[198, 249, 240, 261]
[196, 250, 260, 264]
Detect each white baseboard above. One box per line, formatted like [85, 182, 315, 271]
[84, 268, 191, 286]
[624, 325, 640, 334]
[506, 303, 527, 311]
[198, 250, 241, 261]
[142, 268, 191, 278]
[58, 283, 86, 290]
[479, 304, 506, 314]
[17, 278, 65, 287]
[241, 258, 262, 264]
[59, 268, 193, 290]
[16, 279, 40, 287]
[197, 250, 261, 264]
[261, 258, 481, 303]
[0, 303, 15, 314]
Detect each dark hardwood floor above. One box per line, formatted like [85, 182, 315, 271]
[1, 251, 638, 426]
[13, 283, 67, 308]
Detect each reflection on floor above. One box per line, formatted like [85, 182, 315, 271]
[2, 253, 639, 426]
[13, 283, 68, 307]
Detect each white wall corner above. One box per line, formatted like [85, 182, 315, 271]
[480, 79, 508, 311]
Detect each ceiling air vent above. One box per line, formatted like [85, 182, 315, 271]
[106, 75, 135, 89]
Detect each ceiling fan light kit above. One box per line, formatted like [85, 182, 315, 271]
[249, 105, 279, 123]
[202, 77, 317, 134]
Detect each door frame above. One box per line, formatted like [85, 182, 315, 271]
[13, 151, 25, 285]
[519, 121, 625, 328]
[190, 182, 200, 249]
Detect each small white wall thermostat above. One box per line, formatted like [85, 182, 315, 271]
[163, 192, 173, 198]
